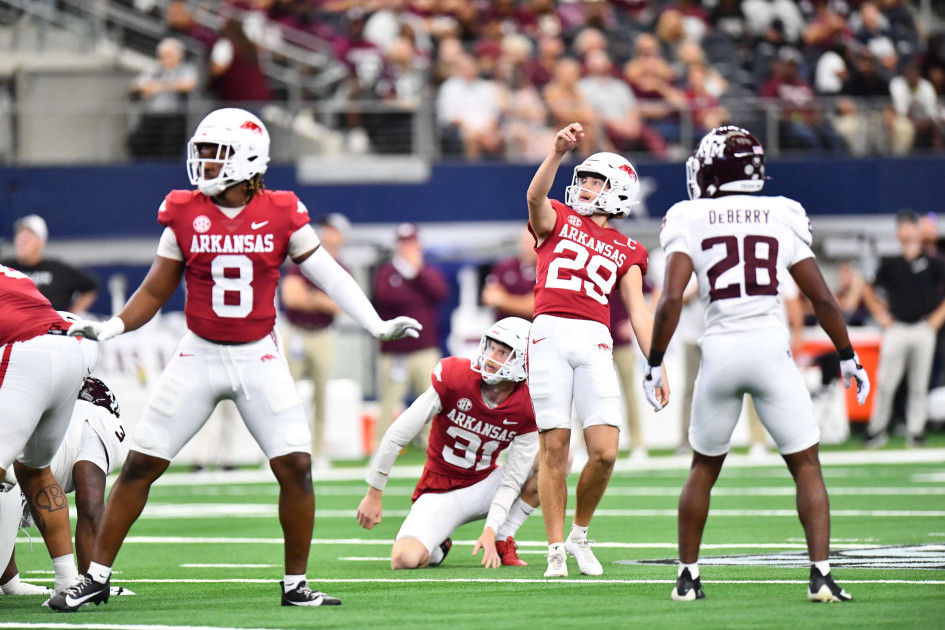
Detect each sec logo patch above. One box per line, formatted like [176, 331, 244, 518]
[457, 398, 472, 411]
[193, 215, 211, 233]
[568, 215, 582, 227]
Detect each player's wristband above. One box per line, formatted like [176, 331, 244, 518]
[648, 350, 665, 367]
[837, 346, 855, 361]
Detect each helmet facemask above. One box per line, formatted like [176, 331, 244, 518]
[473, 336, 526, 384]
[565, 153, 639, 218]
[187, 108, 271, 198]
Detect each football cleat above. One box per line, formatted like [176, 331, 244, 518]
[671, 568, 705, 602]
[496, 537, 528, 566]
[280, 581, 341, 607]
[544, 550, 568, 578]
[0, 579, 52, 596]
[807, 567, 851, 603]
[564, 538, 603, 576]
[429, 538, 452, 567]
[47, 573, 110, 612]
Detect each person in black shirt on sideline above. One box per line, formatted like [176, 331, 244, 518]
[862, 209, 945, 447]
[2, 215, 99, 312]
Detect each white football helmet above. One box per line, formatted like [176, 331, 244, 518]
[564, 152, 640, 218]
[187, 108, 271, 197]
[472, 317, 530, 385]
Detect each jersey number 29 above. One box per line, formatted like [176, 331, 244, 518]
[545, 241, 617, 305]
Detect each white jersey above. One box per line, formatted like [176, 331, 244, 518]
[660, 194, 814, 338]
[49, 400, 129, 493]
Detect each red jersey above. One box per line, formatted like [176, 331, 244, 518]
[530, 200, 648, 328]
[0, 264, 70, 346]
[159, 189, 311, 343]
[412, 356, 537, 501]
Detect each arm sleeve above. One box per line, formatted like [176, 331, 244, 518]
[365, 387, 442, 491]
[484, 430, 539, 532]
[156, 227, 183, 260]
[288, 223, 321, 260]
[298, 246, 385, 335]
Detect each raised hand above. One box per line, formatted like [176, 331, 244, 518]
[554, 122, 585, 154]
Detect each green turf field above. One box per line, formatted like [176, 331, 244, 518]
[4, 445, 944, 630]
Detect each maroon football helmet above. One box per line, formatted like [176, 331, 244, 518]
[78, 376, 120, 418]
[686, 126, 766, 200]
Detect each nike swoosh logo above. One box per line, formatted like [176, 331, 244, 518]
[502, 419, 517, 425]
[179, 352, 194, 357]
[531, 337, 547, 344]
[64, 591, 101, 607]
[251, 221, 269, 229]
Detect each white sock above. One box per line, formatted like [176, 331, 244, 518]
[549, 542, 565, 556]
[568, 524, 589, 543]
[283, 574, 305, 592]
[53, 554, 78, 592]
[429, 544, 445, 565]
[87, 561, 111, 585]
[679, 562, 700, 579]
[496, 499, 536, 542]
[0, 573, 20, 593]
[813, 560, 831, 576]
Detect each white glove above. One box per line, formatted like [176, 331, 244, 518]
[840, 353, 870, 405]
[66, 316, 125, 342]
[372, 316, 422, 341]
[643, 364, 665, 411]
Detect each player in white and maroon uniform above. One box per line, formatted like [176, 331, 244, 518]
[644, 126, 869, 603]
[0, 265, 96, 598]
[357, 318, 540, 569]
[53, 108, 420, 612]
[526, 122, 670, 579]
[1, 377, 129, 597]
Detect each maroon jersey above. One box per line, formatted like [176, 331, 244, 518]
[159, 189, 310, 343]
[530, 200, 648, 328]
[412, 356, 537, 501]
[0, 264, 70, 346]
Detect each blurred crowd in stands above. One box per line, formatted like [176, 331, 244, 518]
[123, 0, 945, 160]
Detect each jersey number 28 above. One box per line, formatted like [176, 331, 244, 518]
[702, 235, 779, 301]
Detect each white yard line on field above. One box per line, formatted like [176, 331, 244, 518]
[179, 564, 280, 568]
[118, 505, 945, 519]
[16, 578, 945, 586]
[13, 536, 889, 550]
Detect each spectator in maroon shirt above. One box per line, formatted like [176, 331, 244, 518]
[209, 17, 274, 104]
[164, 0, 217, 53]
[482, 228, 538, 321]
[759, 47, 845, 153]
[372, 223, 449, 451]
[280, 213, 351, 471]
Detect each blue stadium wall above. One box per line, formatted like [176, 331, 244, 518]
[2, 156, 943, 240]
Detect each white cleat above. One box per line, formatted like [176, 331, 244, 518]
[564, 539, 603, 576]
[544, 551, 568, 578]
[1, 580, 53, 596]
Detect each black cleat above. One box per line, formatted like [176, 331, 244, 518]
[280, 581, 342, 607]
[47, 573, 110, 612]
[808, 567, 852, 602]
[671, 568, 706, 601]
[430, 538, 452, 567]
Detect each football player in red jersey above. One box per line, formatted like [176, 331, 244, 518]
[357, 318, 539, 569]
[0, 266, 98, 598]
[527, 122, 670, 578]
[53, 108, 421, 611]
